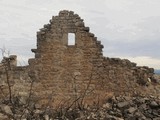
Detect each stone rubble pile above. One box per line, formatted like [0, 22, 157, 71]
[0, 95, 160, 120]
[95, 96, 160, 120]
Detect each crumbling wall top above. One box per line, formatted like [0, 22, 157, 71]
[33, 10, 104, 59]
[0, 55, 17, 67]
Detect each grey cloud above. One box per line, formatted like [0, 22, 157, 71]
[134, 16, 160, 40]
[103, 39, 160, 59]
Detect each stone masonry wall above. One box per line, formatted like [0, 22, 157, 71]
[0, 56, 31, 100]
[0, 10, 156, 106]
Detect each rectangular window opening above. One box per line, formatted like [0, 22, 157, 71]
[68, 33, 75, 45]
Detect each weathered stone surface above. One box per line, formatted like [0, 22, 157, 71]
[117, 101, 130, 108]
[0, 113, 8, 120]
[75, 21, 84, 27]
[127, 107, 137, 114]
[150, 101, 159, 108]
[0, 105, 13, 115]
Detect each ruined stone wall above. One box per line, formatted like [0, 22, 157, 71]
[0, 10, 156, 106]
[0, 56, 31, 100]
[27, 10, 105, 104]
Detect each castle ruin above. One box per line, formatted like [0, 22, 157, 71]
[0, 10, 156, 106]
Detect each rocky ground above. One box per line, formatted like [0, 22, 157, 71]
[0, 74, 160, 120]
[0, 95, 160, 120]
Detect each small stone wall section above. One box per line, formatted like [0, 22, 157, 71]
[0, 56, 31, 99]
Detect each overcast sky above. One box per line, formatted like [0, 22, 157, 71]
[0, 0, 160, 69]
